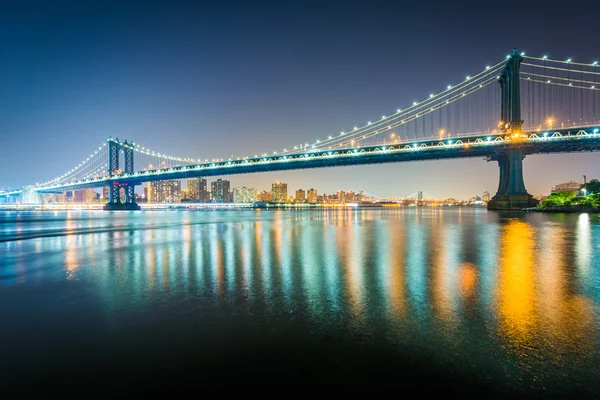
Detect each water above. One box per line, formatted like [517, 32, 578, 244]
[1, 208, 600, 394]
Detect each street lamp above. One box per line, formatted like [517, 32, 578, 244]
[547, 118, 554, 130]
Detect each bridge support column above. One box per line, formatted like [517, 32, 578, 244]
[487, 147, 538, 210]
[103, 138, 141, 211]
[103, 181, 141, 210]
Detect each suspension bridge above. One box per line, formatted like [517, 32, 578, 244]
[2, 49, 599, 210]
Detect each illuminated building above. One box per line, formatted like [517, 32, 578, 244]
[482, 191, 491, 203]
[233, 187, 258, 203]
[73, 189, 96, 203]
[272, 182, 287, 203]
[145, 180, 182, 203]
[187, 178, 209, 202]
[295, 189, 306, 203]
[307, 188, 317, 203]
[258, 191, 272, 202]
[211, 179, 231, 203]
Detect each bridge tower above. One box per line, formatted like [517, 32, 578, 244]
[487, 49, 538, 210]
[103, 138, 141, 210]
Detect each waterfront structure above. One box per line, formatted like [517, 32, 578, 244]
[211, 179, 231, 203]
[233, 187, 258, 203]
[295, 189, 306, 203]
[272, 182, 287, 203]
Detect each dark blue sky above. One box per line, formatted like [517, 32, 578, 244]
[1, 0, 598, 198]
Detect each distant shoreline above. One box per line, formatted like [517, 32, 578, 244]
[522, 206, 600, 213]
[0, 203, 487, 211]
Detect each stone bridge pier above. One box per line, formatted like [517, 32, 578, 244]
[487, 147, 538, 210]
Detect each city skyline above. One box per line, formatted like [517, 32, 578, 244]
[1, 2, 599, 198]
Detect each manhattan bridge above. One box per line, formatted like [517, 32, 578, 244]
[2, 49, 600, 210]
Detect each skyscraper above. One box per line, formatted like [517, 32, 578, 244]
[307, 188, 317, 204]
[272, 182, 287, 203]
[295, 189, 306, 203]
[187, 178, 209, 202]
[211, 179, 231, 203]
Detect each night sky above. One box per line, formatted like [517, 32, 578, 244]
[1, 0, 598, 198]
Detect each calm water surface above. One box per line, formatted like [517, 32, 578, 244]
[1, 208, 600, 394]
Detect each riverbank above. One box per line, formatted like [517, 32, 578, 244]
[522, 205, 600, 213]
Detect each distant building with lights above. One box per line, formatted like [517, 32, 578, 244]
[211, 179, 231, 203]
[233, 187, 258, 203]
[272, 182, 287, 203]
[295, 189, 306, 203]
[258, 191, 272, 202]
[482, 191, 490, 203]
[73, 189, 96, 203]
[307, 188, 317, 203]
[145, 180, 181, 203]
[187, 178, 209, 202]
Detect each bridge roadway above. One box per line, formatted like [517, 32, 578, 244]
[33, 126, 600, 194]
[0, 125, 596, 197]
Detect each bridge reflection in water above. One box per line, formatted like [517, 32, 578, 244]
[0, 208, 599, 393]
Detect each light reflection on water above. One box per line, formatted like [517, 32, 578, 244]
[1, 208, 600, 393]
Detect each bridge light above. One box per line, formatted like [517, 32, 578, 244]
[447, 85, 452, 90]
[520, 52, 525, 56]
[413, 101, 418, 106]
[328, 136, 332, 139]
[413, 144, 418, 148]
[367, 121, 371, 125]
[506, 54, 510, 59]
[429, 94, 434, 98]
[593, 61, 598, 66]
[594, 129, 599, 134]
[569, 83, 573, 86]
[547, 80, 551, 83]
[354, 127, 358, 130]
[448, 140, 452, 145]
[485, 65, 490, 70]
[466, 76, 470, 80]
[397, 109, 401, 113]
[487, 137, 491, 141]
[592, 86, 596, 89]
[566, 58, 572, 63]
[543, 132, 548, 137]
[542, 55, 548, 60]
[382, 115, 386, 119]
